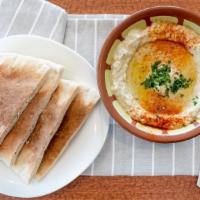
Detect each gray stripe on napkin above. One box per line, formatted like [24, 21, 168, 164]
[64, 19, 75, 49]
[114, 125, 133, 175]
[96, 20, 115, 64]
[134, 138, 153, 175]
[154, 143, 173, 175]
[50, 12, 67, 41]
[76, 20, 95, 65]
[195, 136, 200, 174]
[92, 126, 113, 175]
[175, 140, 193, 175]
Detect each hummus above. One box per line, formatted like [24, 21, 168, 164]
[111, 22, 200, 129]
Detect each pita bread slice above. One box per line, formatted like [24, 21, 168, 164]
[0, 62, 63, 166]
[35, 85, 100, 180]
[12, 80, 78, 183]
[0, 53, 50, 144]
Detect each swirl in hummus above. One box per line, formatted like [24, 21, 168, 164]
[111, 22, 200, 129]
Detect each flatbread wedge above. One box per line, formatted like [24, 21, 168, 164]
[12, 80, 78, 183]
[0, 62, 63, 166]
[0, 53, 50, 144]
[35, 85, 100, 180]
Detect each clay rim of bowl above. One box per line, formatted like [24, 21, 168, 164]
[97, 6, 200, 143]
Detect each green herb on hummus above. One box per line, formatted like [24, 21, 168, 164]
[192, 96, 199, 106]
[141, 60, 192, 96]
[170, 74, 192, 94]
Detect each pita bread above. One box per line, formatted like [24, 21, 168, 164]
[35, 86, 100, 180]
[0, 54, 50, 144]
[0, 63, 63, 166]
[13, 80, 78, 183]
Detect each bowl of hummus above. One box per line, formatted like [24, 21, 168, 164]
[97, 6, 200, 142]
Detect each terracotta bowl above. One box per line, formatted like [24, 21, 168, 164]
[97, 6, 200, 143]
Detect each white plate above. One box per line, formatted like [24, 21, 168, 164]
[0, 35, 109, 198]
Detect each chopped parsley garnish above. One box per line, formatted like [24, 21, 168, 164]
[170, 74, 192, 94]
[141, 60, 192, 97]
[192, 96, 199, 106]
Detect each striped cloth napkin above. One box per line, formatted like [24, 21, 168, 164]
[1, 0, 200, 179]
[65, 14, 200, 177]
[0, 0, 67, 42]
